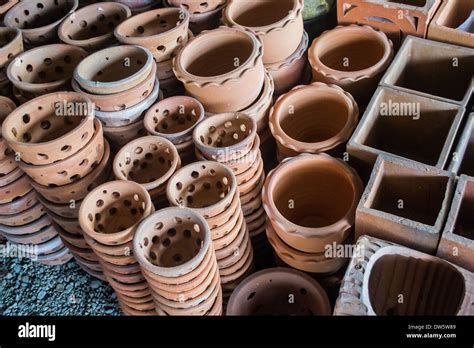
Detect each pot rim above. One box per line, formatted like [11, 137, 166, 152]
[0, 27, 22, 58]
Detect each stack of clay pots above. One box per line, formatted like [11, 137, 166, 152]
[0, 27, 23, 97]
[167, 161, 254, 302]
[78, 180, 155, 315]
[113, 135, 181, 209]
[114, 7, 191, 97]
[72, 45, 160, 151]
[144, 95, 204, 165]
[134, 207, 223, 315]
[58, 2, 132, 52]
[262, 154, 363, 276]
[193, 113, 271, 268]
[1, 91, 111, 278]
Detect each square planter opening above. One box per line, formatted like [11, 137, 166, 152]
[449, 114, 474, 176]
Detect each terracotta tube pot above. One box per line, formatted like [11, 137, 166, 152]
[223, 0, 304, 64]
[169, 0, 225, 14]
[263, 154, 363, 253]
[308, 25, 394, 105]
[269, 82, 358, 158]
[2, 92, 95, 165]
[73, 45, 154, 95]
[113, 136, 180, 192]
[173, 26, 265, 113]
[4, 0, 78, 46]
[58, 2, 132, 52]
[0, 27, 23, 82]
[114, 8, 190, 63]
[227, 267, 331, 315]
[79, 180, 153, 246]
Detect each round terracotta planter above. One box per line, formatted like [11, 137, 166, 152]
[186, 1, 227, 34]
[169, 0, 225, 14]
[1, 92, 95, 165]
[113, 135, 180, 192]
[103, 118, 148, 151]
[223, 0, 304, 64]
[173, 26, 265, 113]
[7, 44, 87, 97]
[308, 25, 394, 105]
[0, 27, 23, 82]
[37, 194, 81, 219]
[262, 154, 363, 253]
[269, 82, 358, 158]
[79, 180, 153, 246]
[114, 8, 190, 63]
[227, 267, 331, 315]
[58, 2, 132, 52]
[4, 0, 79, 46]
[73, 45, 154, 95]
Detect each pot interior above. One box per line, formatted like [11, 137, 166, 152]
[9, 0, 75, 29]
[150, 99, 201, 135]
[458, 124, 474, 176]
[198, 116, 254, 148]
[438, 0, 473, 29]
[368, 253, 464, 315]
[229, 0, 295, 27]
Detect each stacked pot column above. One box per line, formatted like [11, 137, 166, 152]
[167, 161, 254, 302]
[114, 7, 191, 98]
[79, 180, 155, 315]
[193, 113, 271, 269]
[134, 207, 223, 315]
[72, 45, 160, 152]
[0, 27, 23, 97]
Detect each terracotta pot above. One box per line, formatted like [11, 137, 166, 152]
[113, 135, 180, 192]
[0, 201, 45, 226]
[269, 82, 359, 158]
[73, 45, 154, 95]
[0, 188, 38, 215]
[103, 117, 148, 151]
[0, 144, 14, 169]
[113, 0, 154, 9]
[37, 246, 73, 266]
[37, 194, 81, 219]
[169, 0, 225, 14]
[308, 25, 394, 105]
[227, 267, 331, 315]
[0, 173, 31, 204]
[2, 92, 95, 165]
[1, 223, 58, 245]
[114, 8, 190, 63]
[79, 180, 153, 246]
[159, 74, 185, 98]
[58, 2, 132, 52]
[0, 27, 23, 82]
[0, 213, 53, 236]
[173, 26, 265, 113]
[223, 0, 304, 64]
[263, 154, 363, 253]
[4, 0, 79, 46]
[0, 96, 16, 124]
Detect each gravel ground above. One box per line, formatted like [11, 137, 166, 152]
[0, 255, 121, 316]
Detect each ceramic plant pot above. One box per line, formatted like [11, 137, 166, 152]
[4, 0, 79, 46]
[103, 118, 148, 151]
[173, 26, 265, 113]
[308, 25, 394, 105]
[58, 2, 132, 52]
[112, 0, 155, 9]
[263, 154, 363, 253]
[0, 188, 38, 216]
[2, 92, 95, 165]
[0, 27, 23, 83]
[73, 45, 154, 95]
[187, 1, 226, 34]
[269, 82, 359, 158]
[223, 0, 304, 64]
[114, 8, 190, 63]
[7, 44, 87, 97]
[227, 267, 331, 315]
[169, 0, 225, 14]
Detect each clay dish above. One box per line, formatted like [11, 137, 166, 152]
[173, 26, 265, 113]
[144, 95, 204, 145]
[4, 0, 79, 46]
[227, 267, 331, 315]
[0, 173, 31, 204]
[73, 45, 154, 95]
[113, 136, 180, 191]
[0, 27, 23, 82]
[2, 91, 95, 165]
[167, 161, 237, 218]
[58, 2, 131, 52]
[7, 44, 87, 96]
[79, 180, 153, 246]
[114, 8, 190, 63]
[169, 0, 225, 14]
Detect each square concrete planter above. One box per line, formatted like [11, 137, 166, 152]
[381, 36, 474, 107]
[347, 86, 464, 179]
[437, 175, 474, 272]
[356, 155, 456, 254]
[428, 0, 474, 48]
[448, 113, 474, 176]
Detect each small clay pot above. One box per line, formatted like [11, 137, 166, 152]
[0, 27, 23, 82]
[0, 189, 38, 215]
[103, 117, 148, 151]
[4, 0, 79, 46]
[73, 45, 154, 95]
[173, 26, 265, 113]
[0, 96, 16, 124]
[0, 201, 45, 226]
[0, 173, 31, 204]
[114, 8, 190, 63]
[37, 194, 81, 219]
[78, 180, 153, 246]
[227, 267, 331, 315]
[223, 0, 304, 64]
[113, 136, 180, 192]
[269, 82, 359, 157]
[2, 91, 95, 165]
[58, 2, 132, 52]
[308, 25, 394, 105]
[0, 213, 53, 236]
[169, 0, 225, 14]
